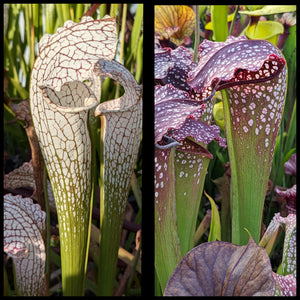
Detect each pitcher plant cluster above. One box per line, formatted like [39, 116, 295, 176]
[4, 4, 142, 296]
[154, 5, 296, 296]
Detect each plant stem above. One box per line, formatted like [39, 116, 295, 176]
[221, 90, 241, 243]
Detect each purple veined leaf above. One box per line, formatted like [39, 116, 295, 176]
[155, 46, 197, 92]
[164, 236, 275, 296]
[168, 117, 227, 148]
[187, 35, 287, 245]
[273, 273, 296, 296]
[4, 194, 47, 296]
[155, 84, 226, 147]
[188, 36, 286, 93]
[275, 184, 296, 214]
[155, 84, 204, 144]
[154, 71, 226, 291]
[155, 46, 215, 125]
[284, 153, 296, 176]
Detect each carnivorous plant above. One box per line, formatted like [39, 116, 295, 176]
[29, 16, 118, 295]
[188, 36, 287, 245]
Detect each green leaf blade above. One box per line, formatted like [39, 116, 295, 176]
[205, 191, 221, 242]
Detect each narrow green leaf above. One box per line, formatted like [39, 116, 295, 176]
[8, 76, 29, 99]
[16, 42, 29, 87]
[205, 191, 221, 242]
[211, 5, 228, 41]
[193, 5, 200, 61]
[110, 4, 119, 18]
[284, 98, 296, 157]
[75, 3, 84, 22]
[135, 34, 143, 84]
[212, 172, 231, 242]
[130, 4, 143, 56]
[44, 4, 56, 34]
[283, 24, 296, 112]
[61, 4, 71, 22]
[6, 4, 21, 41]
[193, 211, 211, 245]
[55, 4, 64, 27]
[99, 4, 107, 18]
[24, 4, 35, 69]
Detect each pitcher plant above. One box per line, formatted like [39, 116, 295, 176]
[188, 35, 287, 245]
[29, 15, 118, 295]
[94, 59, 142, 295]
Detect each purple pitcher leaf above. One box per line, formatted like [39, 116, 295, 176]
[275, 184, 296, 214]
[168, 117, 227, 147]
[154, 84, 205, 144]
[155, 144, 183, 290]
[191, 36, 288, 245]
[284, 153, 296, 176]
[155, 84, 225, 146]
[174, 139, 212, 255]
[188, 37, 286, 94]
[273, 273, 296, 296]
[155, 46, 197, 92]
[154, 47, 175, 79]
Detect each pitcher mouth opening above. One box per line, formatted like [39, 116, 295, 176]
[39, 81, 99, 113]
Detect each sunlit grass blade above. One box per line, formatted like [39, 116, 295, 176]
[130, 4, 143, 57]
[135, 34, 143, 83]
[211, 5, 228, 41]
